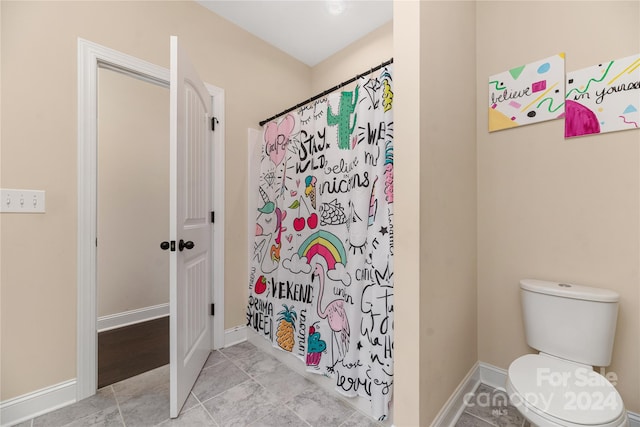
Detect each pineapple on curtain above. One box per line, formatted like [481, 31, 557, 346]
[247, 66, 394, 420]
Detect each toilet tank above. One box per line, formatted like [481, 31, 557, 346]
[520, 279, 619, 367]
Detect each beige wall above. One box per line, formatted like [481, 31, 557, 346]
[420, 1, 478, 423]
[477, 0, 640, 414]
[392, 1, 422, 424]
[0, 0, 310, 400]
[97, 68, 169, 317]
[311, 21, 393, 94]
[393, 1, 478, 425]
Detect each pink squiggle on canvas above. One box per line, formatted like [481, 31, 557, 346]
[619, 115, 639, 128]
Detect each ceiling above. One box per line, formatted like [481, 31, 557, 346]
[196, 1, 393, 67]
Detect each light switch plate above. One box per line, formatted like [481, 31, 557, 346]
[0, 189, 46, 213]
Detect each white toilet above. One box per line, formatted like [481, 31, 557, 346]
[506, 279, 629, 427]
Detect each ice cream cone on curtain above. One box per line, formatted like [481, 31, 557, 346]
[304, 175, 317, 209]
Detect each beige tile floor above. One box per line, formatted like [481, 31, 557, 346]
[17, 341, 383, 427]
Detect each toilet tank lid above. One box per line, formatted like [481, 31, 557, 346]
[520, 279, 619, 303]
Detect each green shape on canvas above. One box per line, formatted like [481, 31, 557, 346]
[509, 65, 526, 80]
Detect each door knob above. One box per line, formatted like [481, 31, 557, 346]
[160, 241, 170, 250]
[179, 239, 194, 251]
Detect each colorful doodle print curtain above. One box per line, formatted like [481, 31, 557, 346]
[247, 66, 394, 420]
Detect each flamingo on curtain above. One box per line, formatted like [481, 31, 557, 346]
[312, 263, 350, 360]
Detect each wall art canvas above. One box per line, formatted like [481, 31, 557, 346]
[489, 53, 565, 132]
[565, 53, 640, 138]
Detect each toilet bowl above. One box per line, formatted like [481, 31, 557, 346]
[507, 354, 628, 427]
[506, 279, 629, 427]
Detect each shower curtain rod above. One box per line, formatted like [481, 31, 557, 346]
[259, 57, 393, 127]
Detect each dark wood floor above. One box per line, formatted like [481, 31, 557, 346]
[98, 316, 169, 388]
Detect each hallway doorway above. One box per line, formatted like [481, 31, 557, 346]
[96, 66, 170, 387]
[77, 38, 226, 402]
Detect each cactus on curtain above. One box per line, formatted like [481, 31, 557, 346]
[247, 66, 394, 420]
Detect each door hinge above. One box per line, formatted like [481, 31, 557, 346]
[211, 117, 219, 131]
[210, 303, 215, 316]
[211, 211, 215, 224]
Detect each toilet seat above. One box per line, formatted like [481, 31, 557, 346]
[507, 354, 627, 427]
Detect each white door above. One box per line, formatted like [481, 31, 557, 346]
[169, 35, 212, 418]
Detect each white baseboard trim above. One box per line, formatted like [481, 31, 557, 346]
[0, 379, 76, 427]
[224, 325, 247, 347]
[1, 325, 246, 427]
[97, 303, 169, 332]
[429, 361, 640, 427]
[430, 362, 481, 427]
[477, 361, 508, 390]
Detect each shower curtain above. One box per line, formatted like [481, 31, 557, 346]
[247, 66, 394, 420]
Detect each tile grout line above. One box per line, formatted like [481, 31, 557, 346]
[209, 348, 268, 388]
[189, 350, 255, 413]
[217, 347, 320, 427]
[201, 377, 254, 403]
[192, 390, 221, 427]
[244, 391, 314, 427]
[111, 384, 128, 427]
[277, 389, 308, 426]
[230, 353, 318, 427]
[337, 411, 355, 427]
[279, 386, 345, 427]
[462, 410, 499, 427]
[198, 379, 278, 427]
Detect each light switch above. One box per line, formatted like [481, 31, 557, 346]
[0, 189, 46, 213]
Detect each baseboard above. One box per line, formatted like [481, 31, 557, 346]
[97, 303, 169, 332]
[430, 362, 481, 427]
[429, 361, 640, 427]
[477, 361, 508, 390]
[1, 325, 243, 427]
[0, 379, 76, 427]
[224, 325, 247, 347]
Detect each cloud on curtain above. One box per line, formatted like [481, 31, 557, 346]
[247, 66, 394, 420]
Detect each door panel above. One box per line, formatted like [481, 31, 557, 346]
[169, 35, 212, 418]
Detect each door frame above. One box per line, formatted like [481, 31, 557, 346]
[76, 38, 225, 401]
